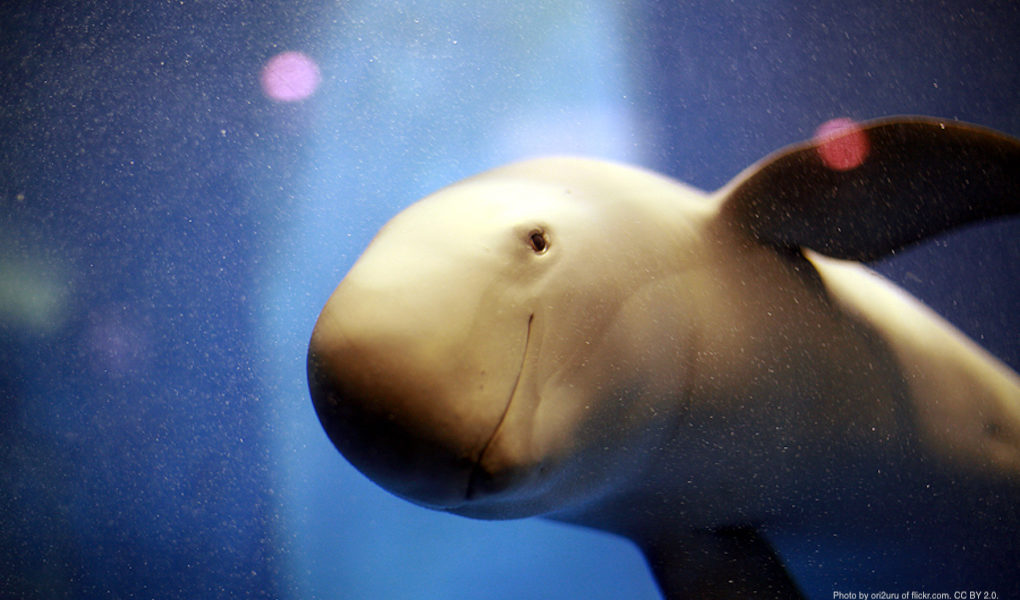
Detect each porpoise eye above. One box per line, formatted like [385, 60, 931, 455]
[528, 229, 549, 254]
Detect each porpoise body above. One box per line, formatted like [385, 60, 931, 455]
[307, 118, 1020, 598]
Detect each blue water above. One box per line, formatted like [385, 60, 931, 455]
[1, 1, 1017, 598]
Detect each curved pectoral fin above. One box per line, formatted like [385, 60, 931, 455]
[720, 117, 1020, 261]
[642, 527, 804, 599]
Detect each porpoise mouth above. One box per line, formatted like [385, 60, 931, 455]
[465, 313, 534, 501]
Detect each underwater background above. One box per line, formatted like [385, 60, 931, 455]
[2, 1, 1017, 598]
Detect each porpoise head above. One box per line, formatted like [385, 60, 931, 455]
[307, 158, 705, 518]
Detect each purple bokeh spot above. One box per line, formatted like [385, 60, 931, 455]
[86, 307, 149, 377]
[813, 117, 870, 171]
[260, 51, 321, 102]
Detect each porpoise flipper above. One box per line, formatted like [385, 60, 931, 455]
[643, 527, 803, 599]
[721, 117, 1020, 260]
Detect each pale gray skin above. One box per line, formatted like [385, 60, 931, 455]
[307, 117, 1020, 598]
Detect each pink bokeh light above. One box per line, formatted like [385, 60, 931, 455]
[813, 117, 870, 171]
[260, 51, 321, 102]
